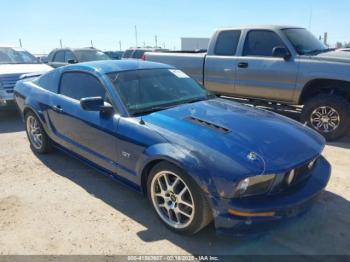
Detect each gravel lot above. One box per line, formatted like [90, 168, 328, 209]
[0, 108, 349, 255]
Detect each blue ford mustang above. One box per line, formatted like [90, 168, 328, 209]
[14, 60, 331, 235]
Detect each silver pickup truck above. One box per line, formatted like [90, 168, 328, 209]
[145, 25, 350, 140]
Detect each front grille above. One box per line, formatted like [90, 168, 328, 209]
[0, 74, 22, 89]
[292, 161, 314, 185]
[269, 157, 318, 194]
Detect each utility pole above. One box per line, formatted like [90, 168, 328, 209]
[60, 39, 63, 48]
[90, 40, 94, 47]
[134, 25, 138, 47]
[143, 41, 146, 47]
[18, 39, 22, 48]
[163, 42, 165, 49]
[119, 40, 122, 51]
[155, 35, 158, 48]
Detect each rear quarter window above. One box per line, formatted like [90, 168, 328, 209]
[214, 30, 241, 56]
[37, 70, 59, 93]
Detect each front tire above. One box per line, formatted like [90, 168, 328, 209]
[147, 162, 212, 235]
[301, 94, 350, 141]
[25, 111, 52, 154]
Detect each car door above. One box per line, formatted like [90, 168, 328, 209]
[49, 50, 67, 68]
[204, 30, 241, 95]
[47, 71, 120, 173]
[234, 30, 298, 102]
[65, 50, 78, 64]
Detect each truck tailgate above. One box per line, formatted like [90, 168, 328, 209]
[145, 52, 206, 84]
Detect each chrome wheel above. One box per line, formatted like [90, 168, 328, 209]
[26, 115, 43, 150]
[310, 106, 340, 133]
[151, 171, 195, 229]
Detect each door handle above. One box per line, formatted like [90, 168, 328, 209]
[52, 105, 63, 113]
[238, 62, 249, 68]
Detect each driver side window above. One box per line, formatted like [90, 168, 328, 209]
[60, 72, 106, 101]
[243, 30, 286, 57]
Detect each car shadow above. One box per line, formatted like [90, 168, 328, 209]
[35, 151, 350, 255]
[0, 108, 23, 134]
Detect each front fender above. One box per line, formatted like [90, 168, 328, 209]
[136, 143, 218, 196]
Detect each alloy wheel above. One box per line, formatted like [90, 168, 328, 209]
[150, 171, 195, 229]
[310, 106, 340, 133]
[26, 115, 43, 150]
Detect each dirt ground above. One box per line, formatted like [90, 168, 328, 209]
[0, 108, 349, 255]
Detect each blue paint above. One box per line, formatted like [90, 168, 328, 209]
[14, 60, 331, 235]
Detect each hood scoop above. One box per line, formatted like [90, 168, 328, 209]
[185, 116, 230, 134]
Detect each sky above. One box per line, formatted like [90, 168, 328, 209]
[1, 0, 350, 54]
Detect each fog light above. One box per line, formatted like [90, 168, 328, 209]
[286, 170, 295, 185]
[308, 159, 317, 169]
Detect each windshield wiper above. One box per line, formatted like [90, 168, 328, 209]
[131, 105, 174, 116]
[183, 94, 216, 104]
[303, 48, 335, 55]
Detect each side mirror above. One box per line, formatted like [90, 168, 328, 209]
[80, 97, 114, 114]
[272, 46, 291, 60]
[67, 59, 77, 64]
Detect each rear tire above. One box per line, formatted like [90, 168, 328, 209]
[147, 161, 212, 235]
[25, 111, 52, 154]
[301, 94, 350, 141]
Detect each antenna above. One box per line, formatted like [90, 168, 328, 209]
[136, 71, 145, 125]
[18, 39, 22, 48]
[134, 25, 138, 47]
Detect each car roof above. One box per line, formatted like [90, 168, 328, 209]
[217, 25, 305, 31]
[50, 47, 101, 53]
[63, 60, 174, 74]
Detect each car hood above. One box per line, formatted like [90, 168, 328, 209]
[143, 98, 325, 175]
[0, 63, 52, 75]
[308, 50, 350, 64]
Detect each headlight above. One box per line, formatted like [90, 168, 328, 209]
[235, 174, 276, 198]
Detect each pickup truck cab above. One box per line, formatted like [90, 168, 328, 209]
[146, 25, 350, 140]
[47, 47, 111, 68]
[0, 46, 52, 107]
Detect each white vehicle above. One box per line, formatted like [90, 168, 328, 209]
[0, 46, 52, 107]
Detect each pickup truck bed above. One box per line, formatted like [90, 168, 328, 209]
[147, 52, 206, 84]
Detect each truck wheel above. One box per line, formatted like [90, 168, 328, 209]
[25, 111, 52, 154]
[147, 161, 212, 235]
[301, 94, 350, 141]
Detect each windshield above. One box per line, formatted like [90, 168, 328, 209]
[283, 28, 327, 55]
[108, 69, 212, 115]
[74, 50, 111, 62]
[0, 47, 39, 64]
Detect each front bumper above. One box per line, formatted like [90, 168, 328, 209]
[0, 89, 15, 107]
[209, 156, 331, 236]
